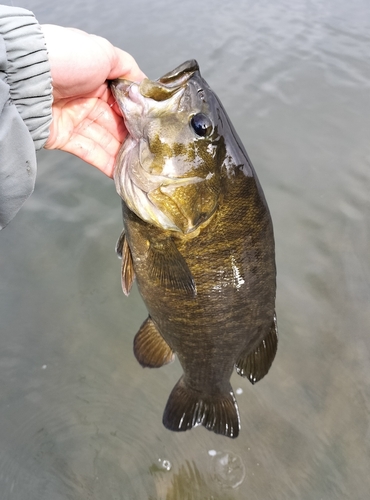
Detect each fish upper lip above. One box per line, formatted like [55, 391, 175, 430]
[111, 79, 144, 108]
[110, 78, 133, 94]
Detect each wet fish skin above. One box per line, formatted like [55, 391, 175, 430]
[111, 60, 277, 438]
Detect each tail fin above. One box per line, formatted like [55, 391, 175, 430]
[162, 377, 240, 438]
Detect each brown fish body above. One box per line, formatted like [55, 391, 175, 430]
[112, 61, 277, 438]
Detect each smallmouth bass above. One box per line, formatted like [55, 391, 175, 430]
[111, 60, 277, 438]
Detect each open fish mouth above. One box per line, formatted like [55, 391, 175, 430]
[113, 131, 210, 233]
[111, 60, 198, 106]
[111, 60, 223, 234]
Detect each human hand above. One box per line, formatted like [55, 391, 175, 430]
[42, 25, 146, 178]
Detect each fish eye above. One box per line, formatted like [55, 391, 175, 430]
[190, 113, 213, 137]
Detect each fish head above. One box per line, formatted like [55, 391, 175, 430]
[111, 60, 227, 234]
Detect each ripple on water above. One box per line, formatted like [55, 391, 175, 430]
[209, 450, 246, 489]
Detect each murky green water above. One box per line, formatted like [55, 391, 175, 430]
[1, 0, 370, 498]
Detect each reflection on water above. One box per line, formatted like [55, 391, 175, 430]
[150, 458, 240, 500]
[1, 0, 370, 498]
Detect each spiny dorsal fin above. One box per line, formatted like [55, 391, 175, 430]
[134, 317, 175, 368]
[115, 230, 135, 296]
[163, 376, 240, 438]
[147, 238, 196, 296]
[235, 313, 278, 384]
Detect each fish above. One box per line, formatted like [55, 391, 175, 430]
[110, 60, 277, 438]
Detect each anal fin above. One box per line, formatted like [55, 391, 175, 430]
[235, 313, 278, 384]
[115, 230, 135, 296]
[134, 317, 175, 368]
[163, 377, 240, 438]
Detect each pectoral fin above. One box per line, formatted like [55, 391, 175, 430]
[147, 237, 196, 296]
[134, 317, 175, 368]
[235, 313, 278, 384]
[115, 229, 125, 258]
[115, 230, 135, 296]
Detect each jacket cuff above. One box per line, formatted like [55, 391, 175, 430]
[0, 6, 53, 150]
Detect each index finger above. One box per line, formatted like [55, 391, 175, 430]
[109, 48, 147, 82]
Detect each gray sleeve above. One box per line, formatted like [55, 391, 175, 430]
[0, 6, 52, 229]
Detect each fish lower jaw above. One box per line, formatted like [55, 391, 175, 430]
[131, 198, 217, 237]
[117, 185, 190, 233]
[139, 210, 216, 236]
[124, 200, 205, 235]
[172, 207, 218, 240]
[132, 202, 180, 232]
[116, 168, 218, 234]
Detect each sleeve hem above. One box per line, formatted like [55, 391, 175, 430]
[0, 6, 53, 150]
